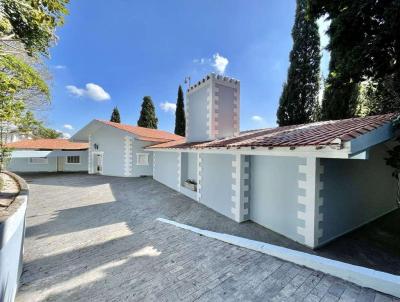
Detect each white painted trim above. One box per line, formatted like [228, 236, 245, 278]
[65, 155, 81, 164]
[177, 152, 181, 191]
[148, 144, 354, 159]
[136, 153, 149, 166]
[156, 218, 400, 299]
[196, 153, 201, 202]
[231, 154, 241, 222]
[123, 136, 133, 176]
[297, 157, 323, 248]
[88, 135, 92, 174]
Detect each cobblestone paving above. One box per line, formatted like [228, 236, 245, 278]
[16, 173, 399, 302]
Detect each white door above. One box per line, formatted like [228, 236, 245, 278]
[93, 153, 103, 174]
[57, 157, 64, 172]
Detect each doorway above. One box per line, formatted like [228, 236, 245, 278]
[92, 152, 103, 174]
[57, 157, 64, 172]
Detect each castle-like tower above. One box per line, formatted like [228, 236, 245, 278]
[185, 73, 240, 142]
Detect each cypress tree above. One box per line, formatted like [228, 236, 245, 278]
[174, 85, 186, 136]
[276, 0, 320, 126]
[309, 0, 400, 118]
[110, 107, 121, 123]
[137, 96, 158, 129]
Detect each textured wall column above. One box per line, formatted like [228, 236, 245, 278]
[206, 83, 214, 140]
[231, 155, 250, 222]
[88, 135, 92, 174]
[177, 152, 181, 191]
[297, 157, 324, 248]
[197, 153, 202, 202]
[123, 136, 133, 177]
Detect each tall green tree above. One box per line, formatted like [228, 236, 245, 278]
[110, 106, 121, 123]
[277, 0, 320, 126]
[1, 0, 69, 56]
[174, 85, 185, 136]
[137, 96, 158, 129]
[0, 0, 68, 171]
[308, 0, 400, 118]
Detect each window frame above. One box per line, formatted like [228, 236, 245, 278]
[29, 157, 48, 164]
[66, 155, 81, 164]
[136, 153, 149, 166]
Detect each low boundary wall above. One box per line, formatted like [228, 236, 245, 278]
[0, 171, 28, 302]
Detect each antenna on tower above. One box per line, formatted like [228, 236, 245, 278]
[184, 76, 191, 90]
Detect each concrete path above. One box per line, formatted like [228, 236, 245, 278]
[16, 173, 399, 301]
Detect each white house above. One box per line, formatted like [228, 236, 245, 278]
[145, 73, 398, 249]
[71, 120, 183, 177]
[7, 139, 89, 173]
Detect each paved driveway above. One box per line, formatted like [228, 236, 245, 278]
[17, 173, 398, 301]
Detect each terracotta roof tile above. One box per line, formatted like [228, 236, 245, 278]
[7, 139, 88, 150]
[97, 120, 183, 142]
[149, 113, 397, 150]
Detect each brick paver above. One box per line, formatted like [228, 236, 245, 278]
[16, 173, 399, 302]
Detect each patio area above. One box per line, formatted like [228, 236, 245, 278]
[16, 173, 400, 301]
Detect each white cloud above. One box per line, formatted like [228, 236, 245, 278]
[160, 101, 176, 113]
[63, 124, 74, 130]
[54, 65, 66, 69]
[251, 115, 264, 122]
[193, 53, 229, 74]
[66, 83, 111, 101]
[62, 132, 71, 139]
[212, 53, 229, 74]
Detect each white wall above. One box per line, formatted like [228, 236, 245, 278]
[250, 155, 306, 244]
[90, 126, 156, 177]
[153, 151, 180, 190]
[7, 151, 88, 173]
[90, 126, 126, 176]
[7, 157, 58, 172]
[0, 175, 27, 302]
[319, 144, 397, 245]
[132, 140, 153, 177]
[62, 151, 88, 172]
[199, 153, 236, 220]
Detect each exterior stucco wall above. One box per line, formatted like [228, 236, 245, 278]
[0, 173, 28, 302]
[250, 155, 306, 244]
[319, 144, 397, 245]
[181, 152, 197, 183]
[132, 140, 154, 177]
[90, 126, 126, 176]
[186, 82, 210, 142]
[199, 153, 236, 220]
[62, 151, 89, 172]
[153, 151, 180, 190]
[215, 83, 236, 138]
[90, 126, 153, 177]
[7, 157, 58, 172]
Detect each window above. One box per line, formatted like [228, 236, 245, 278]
[67, 156, 80, 164]
[136, 153, 149, 166]
[29, 157, 48, 164]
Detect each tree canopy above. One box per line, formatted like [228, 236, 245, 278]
[277, 0, 320, 126]
[174, 85, 185, 136]
[1, 0, 69, 56]
[137, 96, 158, 129]
[308, 0, 400, 118]
[110, 107, 121, 123]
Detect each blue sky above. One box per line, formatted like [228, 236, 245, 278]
[44, 0, 328, 137]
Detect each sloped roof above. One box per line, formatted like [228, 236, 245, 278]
[7, 139, 89, 150]
[93, 120, 183, 142]
[149, 113, 397, 150]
